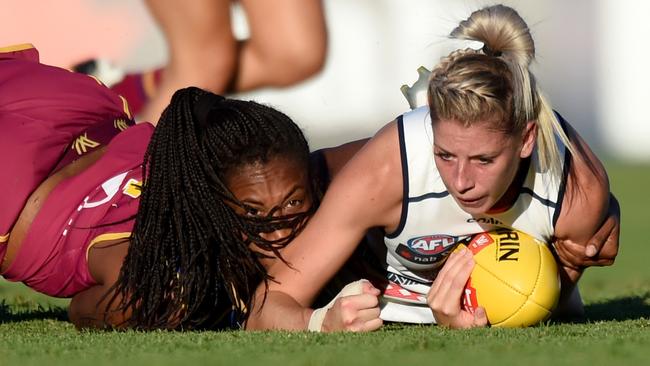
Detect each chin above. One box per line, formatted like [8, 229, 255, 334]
[454, 198, 491, 215]
[459, 205, 488, 216]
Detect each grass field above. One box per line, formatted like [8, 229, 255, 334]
[1, 161, 648, 366]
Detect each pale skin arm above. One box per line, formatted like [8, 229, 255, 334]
[245, 122, 403, 331]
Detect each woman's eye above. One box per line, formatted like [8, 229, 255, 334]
[286, 199, 303, 208]
[436, 153, 452, 161]
[245, 208, 260, 217]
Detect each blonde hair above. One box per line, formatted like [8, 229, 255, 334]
[428, 4, 574, 177]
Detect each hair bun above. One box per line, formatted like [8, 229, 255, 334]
[193, 92, 226, 126]
[481, 44, 502, 57]
[450, 4, 534, 66]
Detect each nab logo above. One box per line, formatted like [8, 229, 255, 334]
[395, 234, 458, 266]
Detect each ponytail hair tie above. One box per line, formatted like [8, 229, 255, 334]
[482, 44, 503, 57]
[193, 92, 226, 127]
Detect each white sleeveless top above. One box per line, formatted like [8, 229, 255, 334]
[374, 106, 570, 323]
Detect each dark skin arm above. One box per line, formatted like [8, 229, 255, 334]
[554, 192, 620, 271]
[68, 239, 130, 330]
[316, 138, 370, 180]
[552, 122, 615, 317]
[553, 122, 621, 280]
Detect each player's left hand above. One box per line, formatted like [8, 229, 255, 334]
[427, 246, 488, 328]
[321, 280, 382, 332]
[554, 192, 620, 275]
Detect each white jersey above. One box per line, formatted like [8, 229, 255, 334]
[375, 106, 570, 323]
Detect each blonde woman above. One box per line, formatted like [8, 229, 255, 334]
[246, 4, 618, 331]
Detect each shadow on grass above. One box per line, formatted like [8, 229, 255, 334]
[0, 301, 68, 323]
[0, 296, 647, 326]
[584, 293, 650, 322]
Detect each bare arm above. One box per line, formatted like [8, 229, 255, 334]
[317, 138, 370, 180]
[68, 239, 130, 329]
[553, 123, 611, 309]
[246, 123, 403, 331]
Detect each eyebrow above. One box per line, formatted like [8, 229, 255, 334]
[239, 185, 305, 207]
[433, 145, 500, 159]
[281, 185, 303, 202]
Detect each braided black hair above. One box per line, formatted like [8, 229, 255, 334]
[111, 87, 314, 330]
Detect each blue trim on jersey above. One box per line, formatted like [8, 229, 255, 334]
[408, 191, 450, 202]
[386, 116, 409, 240]
[519, 187, 557, 208]
[553, 111, 571, 227]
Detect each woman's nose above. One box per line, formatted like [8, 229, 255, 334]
[454, 161, 475, 194]
[259, 228, 291, 242]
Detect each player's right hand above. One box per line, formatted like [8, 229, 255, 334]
[321, 281, 383, 332]
[427, 246, 488, 329]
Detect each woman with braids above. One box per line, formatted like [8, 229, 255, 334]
[98, 86, 322, 329]
[0, 43, 358, 330]
[246, 4, 621, 332]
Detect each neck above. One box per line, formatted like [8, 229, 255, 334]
[487, 157, 531, 214]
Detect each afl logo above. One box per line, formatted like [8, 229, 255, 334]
[395, 234, 459, 269]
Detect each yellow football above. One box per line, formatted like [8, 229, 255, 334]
[461, 228, 561, 327]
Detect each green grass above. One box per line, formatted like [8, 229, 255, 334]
[1, 161, 648, 366]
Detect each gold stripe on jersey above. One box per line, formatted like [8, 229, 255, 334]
[119, 95, 132, 120]
[86, 74, 105, 86]
[72, 133, 100, 154]
[0, 232, 10, 243]
[85, 232, 131, 261]
[0, 43, 35, 53]
[114, 118, 130, 132]
[231, 284, 248, 314]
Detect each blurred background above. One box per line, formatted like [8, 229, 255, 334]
[2, 0, 649, 159]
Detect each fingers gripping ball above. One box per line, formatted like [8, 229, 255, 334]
[461, 229, 560, 327]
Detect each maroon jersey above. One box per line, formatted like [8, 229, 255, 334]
[0, 44, 133, 246]
[3, 123, 153, 297]
[0, 44, 146, 297]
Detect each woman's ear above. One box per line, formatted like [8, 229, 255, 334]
[520, 121, 537, 158]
